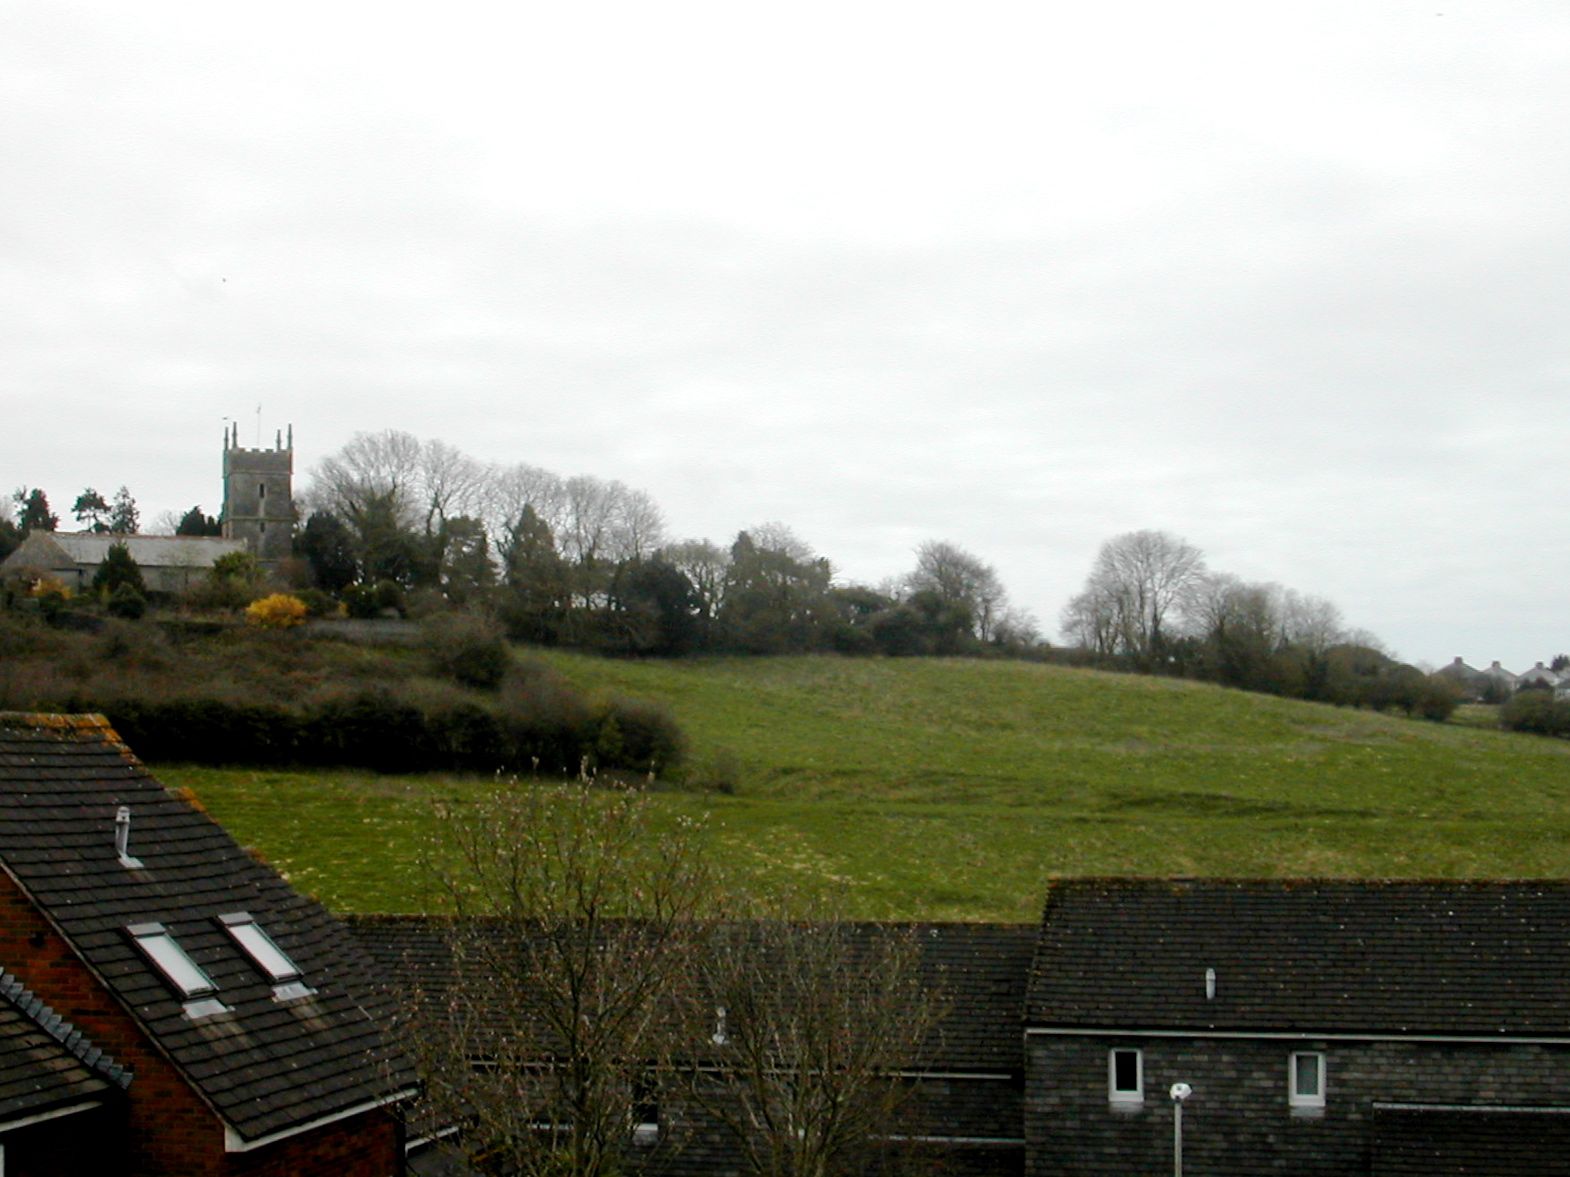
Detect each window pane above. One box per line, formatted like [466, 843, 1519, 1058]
[1294, 1053, 1322, 1097]
[1113, 1050, 1139, 1092]
[137, 932, 215, 996]
[227, 920, 301, 981]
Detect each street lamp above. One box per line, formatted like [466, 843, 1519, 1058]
[1169, 1082, 1193, 1177]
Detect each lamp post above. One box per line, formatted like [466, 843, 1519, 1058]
[1169, 1082, 1193, 1177]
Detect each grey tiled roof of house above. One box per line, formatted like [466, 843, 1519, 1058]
[1027, 878, 1570, 1036]
[0, 966, 130, 1126]
[0, 713, 415, 1143]
[17, 532, 246, 569]
[347, 915, 1034, 1075]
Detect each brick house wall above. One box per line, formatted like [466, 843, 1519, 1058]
[1026, 1034, 1570, 1176]
[0, 871, 400, 1176]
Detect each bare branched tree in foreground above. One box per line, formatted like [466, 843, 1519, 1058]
[411, 783, 711, 1177]
[684, 915, 946, 1177]
[404, 785, 943, 1177]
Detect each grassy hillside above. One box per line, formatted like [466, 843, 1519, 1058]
[161, 653, 1570, 921]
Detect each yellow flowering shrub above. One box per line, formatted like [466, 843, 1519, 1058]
[245, 593, 308, 629]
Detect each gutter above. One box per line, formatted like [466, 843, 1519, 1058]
[1026, 1026, 1570, 1046]
[224, 1086, 420, 1153]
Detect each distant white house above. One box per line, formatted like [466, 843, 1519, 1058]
[1481, 659, 1520, 695]
[1517, 661, 1562, 690]
[0, 531, 246, 595]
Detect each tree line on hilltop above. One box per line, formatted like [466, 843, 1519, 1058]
[0, 435, 1488, 725]
[284, 430, 1041, 660]
[1061, 529, 1461, 720]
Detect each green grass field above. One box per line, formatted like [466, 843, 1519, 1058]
[159, 654, 1570, 921]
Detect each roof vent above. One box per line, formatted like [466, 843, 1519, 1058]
[1205, 967, 1217, 1001]
[114, 806, 144, 869]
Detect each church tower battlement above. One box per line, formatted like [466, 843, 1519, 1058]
[221, 423, 294, 565]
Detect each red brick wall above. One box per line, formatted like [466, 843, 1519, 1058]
[227, 1109, 403, 1177]
[0, 873, 403, 1176]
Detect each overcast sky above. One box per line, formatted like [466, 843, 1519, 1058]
[5, 2, 1567, 669]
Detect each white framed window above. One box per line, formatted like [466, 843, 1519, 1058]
[1289, 1051, 1325, 1110]
[1109, 1048, 1143, 1104]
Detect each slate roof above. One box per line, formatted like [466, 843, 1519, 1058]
[0, 713, 415, 1143]
[1, 532, 245, 572]
[0, 966, 131, 1127]
[347, 915, 1034, 1075]
[1027, 878, 1570, 1037]
[1371, 1106, 1570, 1176]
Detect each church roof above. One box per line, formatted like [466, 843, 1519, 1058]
[15, 532, 246, 571]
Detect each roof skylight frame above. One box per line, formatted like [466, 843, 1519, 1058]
[127, 922, 217, 998]
[127, 922, 231, 1018]
[218, 912, 315, 1001]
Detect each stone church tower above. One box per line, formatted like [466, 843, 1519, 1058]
[221, 423, 294, 564]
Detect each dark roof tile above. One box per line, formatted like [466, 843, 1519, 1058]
[0, 713, 414, 1143]
[1028, 878, 1570, 1036]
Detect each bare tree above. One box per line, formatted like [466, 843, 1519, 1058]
[418, 439, 488, 536]
[907, 541, 1007, 642]
[609, 485, 667, 563]
[747, 522, 818, 566]
[662, 539, 731, 628]
[1279, 588, 1346, 656]
[409, 784, 713, 1177]
[484, 462, 569, 564]
[991, 604, 1041, 650]
[309, 428, 425, 531]
[685, 914, 945, 1177]
[1063, 529, 1206, 667]
[1059, 579, 1122, 658]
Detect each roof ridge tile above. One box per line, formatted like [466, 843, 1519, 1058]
[0, 967, 133, 1089]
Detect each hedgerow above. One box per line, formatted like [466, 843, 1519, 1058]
[0, 612, 685, 777]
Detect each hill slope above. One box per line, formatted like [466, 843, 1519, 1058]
[166, 653, 1570, 921]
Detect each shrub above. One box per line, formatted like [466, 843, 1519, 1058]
[93, 542, 146, 599]
[191, 551, 264, 610]
[592, 696, 686, 775]
[685, 746, 743, 794]
[1500, 691, 1570, 737]
[498, 664, 594, 777]
[27, 575, 71, 602]
[342, 580, 405, 619]
[246, 593, 309, 629]
[1416, 674, 1461, 723]
[421, 611, 510, 690]
[373, 579, 406, 616]
[95, 620, 166, 667]
[292, 588, 338, 618]
[426, 700, 508, 770]
[341, 583, 382, 619]
[306, 688, 432, 772]
[106, 583, 147, 620]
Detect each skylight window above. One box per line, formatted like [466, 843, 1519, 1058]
[219, 913, 300, 980]
[219, 913, 314, 1000]
[128, 923, 215, 997]
[127, 922, 230, 1017]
